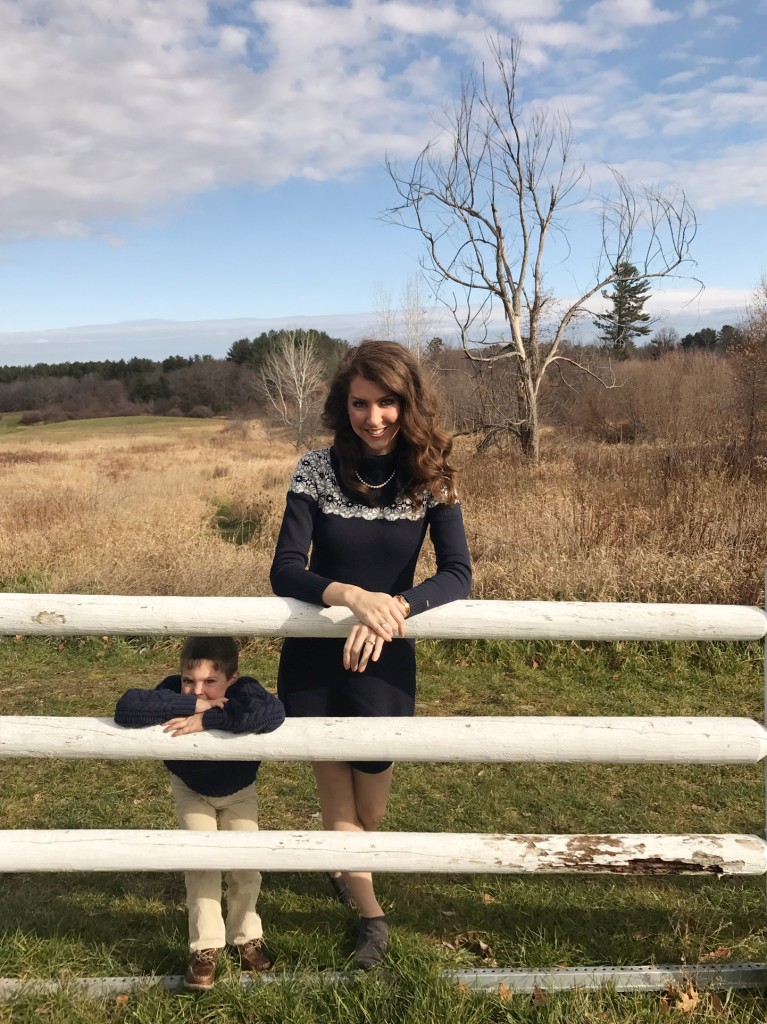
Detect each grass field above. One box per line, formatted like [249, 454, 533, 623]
[1, 415, 767, 1021]
[1, 636, 766, 1023]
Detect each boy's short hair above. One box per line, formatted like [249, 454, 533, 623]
[180, 636, 239, 679]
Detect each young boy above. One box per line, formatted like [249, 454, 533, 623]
[114, 636, 285, 991]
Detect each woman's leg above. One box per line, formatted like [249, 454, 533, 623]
[313, 762, 393, 919]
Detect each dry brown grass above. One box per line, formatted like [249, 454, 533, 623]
[460, 438, 767, 605]
[0, 418, 295, 597]
[1, 415, 765, 605]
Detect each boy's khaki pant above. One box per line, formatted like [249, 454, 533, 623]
[170, 776, 263, 951]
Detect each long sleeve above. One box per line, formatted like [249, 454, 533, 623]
[114, 676, 196, 727]
[200, 677, 286, 734]
[399, 501, 472, 617]
[270, 490, 332, 605]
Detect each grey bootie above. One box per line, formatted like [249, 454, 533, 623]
[353, 915, 389, 970]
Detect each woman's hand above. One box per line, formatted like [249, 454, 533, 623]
[344, 623, 386, 673]
[344, 589, 407, 642]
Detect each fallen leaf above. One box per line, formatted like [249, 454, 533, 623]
[482, 893, 495, 904]
[450, 931, 497, 966]
[532, 659, 540, 669]
[531, 986, 547, 1006]
[700, 946, 731, 961]
[674, 983, 701, 1014]
[456, 981, 470, 993]
[115, 994, 129, 1006]
[706, 992, 726, 1014]
[498, 983, 511, 1002]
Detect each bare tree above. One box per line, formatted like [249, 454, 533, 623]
[373, 275, 433, 358]
[387, 36, 697, 461]
[257, 330, 326, 448]
[730, 275, 767, 467]
[648, 327, 679, 360]
[373, 284, 397, 341]
[400, 273, 433, 360]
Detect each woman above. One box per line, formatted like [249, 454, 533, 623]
[270, 340, 471, 969]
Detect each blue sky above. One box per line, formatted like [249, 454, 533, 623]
[0, 0, 765, 365]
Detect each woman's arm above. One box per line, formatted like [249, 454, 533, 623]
[397, 502, 472, 617]
[270, 490, 405, 642]
[270, 490, 332, 605]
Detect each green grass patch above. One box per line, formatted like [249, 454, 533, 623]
[0, 415, 222, 445]
[213, 499, 271, 546]
[1, 637, 766, 1021]
[0, 413, 24, 436]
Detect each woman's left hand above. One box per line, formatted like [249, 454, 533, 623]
[344, 624, 385, 673]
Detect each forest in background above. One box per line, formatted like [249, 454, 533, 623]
[1, 319, 765, 467]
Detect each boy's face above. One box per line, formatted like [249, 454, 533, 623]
[180, 659, 238, 701]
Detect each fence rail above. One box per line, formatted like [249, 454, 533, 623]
[1, 593, 765, 640]
[2, 715, 766, 763]
[0, 830, 763, 876]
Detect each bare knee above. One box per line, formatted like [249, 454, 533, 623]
[358, 806, 385, 832]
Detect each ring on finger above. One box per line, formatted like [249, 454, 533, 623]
[364, 638, 376, 646]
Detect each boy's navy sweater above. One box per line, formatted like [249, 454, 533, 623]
[114, 675, 285, 797]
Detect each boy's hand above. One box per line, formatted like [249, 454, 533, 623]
[163, 714, 204, 737]
[195, 697, 228, 713]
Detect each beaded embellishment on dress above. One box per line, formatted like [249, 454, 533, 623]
[289, 448, 437, 522]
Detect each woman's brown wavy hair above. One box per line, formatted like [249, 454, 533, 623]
[322, 340, 458, 506]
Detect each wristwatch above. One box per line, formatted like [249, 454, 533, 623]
[394, 594, 411, 618]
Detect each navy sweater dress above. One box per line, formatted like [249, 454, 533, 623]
[269, 447, 472, 769]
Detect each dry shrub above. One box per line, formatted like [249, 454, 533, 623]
[459, 442, 767, 604]
[0, 450, 60, 466]
[568, 351, 736, 447]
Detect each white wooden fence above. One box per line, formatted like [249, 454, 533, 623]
[1, 592, 766, 995]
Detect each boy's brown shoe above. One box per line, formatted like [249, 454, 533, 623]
[237, 937, 274, 972]
[184, 948, 217, 990]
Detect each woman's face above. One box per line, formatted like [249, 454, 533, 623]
[347, 375, 401, 456]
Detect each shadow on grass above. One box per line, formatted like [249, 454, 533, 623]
[2, 871, 764, 978]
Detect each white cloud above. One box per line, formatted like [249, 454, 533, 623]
[687, 0, 738, 19]
[0, 0, 763, 244]
[479, 0, 563, 22]
[0, 0, 480, 237]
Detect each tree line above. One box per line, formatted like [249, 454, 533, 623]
[0, 330, 348, 426]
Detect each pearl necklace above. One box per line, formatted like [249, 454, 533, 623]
[355, 467, 396, 490]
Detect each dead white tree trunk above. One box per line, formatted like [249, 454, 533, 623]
[387, 36, 698, 461]
[257, 330, 325, 448]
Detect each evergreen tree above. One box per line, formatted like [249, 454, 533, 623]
[594, 261, 652, 359]
[680, 327, 718, 350]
